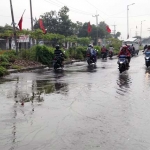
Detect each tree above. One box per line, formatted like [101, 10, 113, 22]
[33, 6, 74, 36]
[115, 32, 121, 39]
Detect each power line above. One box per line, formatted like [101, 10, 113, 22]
[85, 0, 107, 19]
[55, 0, 93, 15]
[43, 0, 93, 16]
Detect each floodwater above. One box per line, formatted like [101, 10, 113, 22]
[1, 52, 150, 150]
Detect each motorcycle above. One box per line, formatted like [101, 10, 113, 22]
[145, 52, 150, 68]
[109, 51, 113, 59]
[101, 52, 107, 60]
[53, 55, 64, 70]
[87, 54, 96, 65]
[118, 55, 129, 73]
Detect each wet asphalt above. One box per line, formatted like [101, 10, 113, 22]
[1, 51, 150, 150]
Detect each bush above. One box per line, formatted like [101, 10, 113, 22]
[11, 65, 22, 70]
[0, 66, 8, 77]
[0, 51, 17, 63]
[19, 46, 37, 61]
[35, 45, 54, 66]
[3, 50, 16, 56]
[0, 55, 9, 62]
[107, 38, 122, 55]
[19, 49, 31, 60]
[0, 62, 10, 69]
[94, 46, 101, 58]
[75, 47, 86, 60]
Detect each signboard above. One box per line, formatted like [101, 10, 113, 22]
[18, 35, 30, 43]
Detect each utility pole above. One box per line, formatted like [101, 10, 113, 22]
[30, 0, 34, 31]
[148, 28, 150, 38]
[127, 3, 135, 39]
[112, 24, 116, 38]
[140, 20, 146, 39]
[30, 0, 34, 46]
[93, 11, 99, 45]
[9, 0, 18, 54]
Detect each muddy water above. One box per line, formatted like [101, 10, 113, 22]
[1, 53, 150, 150]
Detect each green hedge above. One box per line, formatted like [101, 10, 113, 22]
[0, 66, 8, 77]
[36, 45, 54, 66]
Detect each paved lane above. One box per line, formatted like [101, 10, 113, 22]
[1, 52, 150, 150]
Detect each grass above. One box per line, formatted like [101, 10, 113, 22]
[11, 65, 22, 70]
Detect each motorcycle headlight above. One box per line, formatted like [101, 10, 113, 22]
[145, 57, 149, 59]
[120, 62, 123, 64]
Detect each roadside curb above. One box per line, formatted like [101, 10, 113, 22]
[7, 60, 81, 74]
[8, 65, 47, 73]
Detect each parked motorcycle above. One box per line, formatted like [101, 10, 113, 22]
[118, 55, 129, 73]
[145, 52, 150, 68]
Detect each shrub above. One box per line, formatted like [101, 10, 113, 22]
[0, 55, 9, 62]
[75, 47, 86, 60]
[3, 50, 16, 56]
[0, 51, 17, 63]
[11, 65, 22, 70]
[35, 45, 54, 66]
[19, 47, 37, 61]
[19, 49, 31, 60]
[94, 46, 101, 58]
[0, 66, 8, 77]
[0, 62, 10, 69]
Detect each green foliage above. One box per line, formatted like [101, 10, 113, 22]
[3, 50, 16, 62]
[0, 55, 9, 62]
[0, 62, 10, 69]
[11, 65, 22, 70]
[115, 32, 121, 39]
[66, 46, 86, 60]
[139, 45, 143, 50]
[107, 38, 122, 54]
[75, 47, 86, 59]
[19, 46, 37, 61]
[0, 66, 8, 77]
[77, 37, 91, 46]
[34, 6, 73, 36]
[94, 46, 101, 57]
[35, 45, 54, 66]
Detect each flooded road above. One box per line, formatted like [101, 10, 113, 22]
[1, 52, 150, 150]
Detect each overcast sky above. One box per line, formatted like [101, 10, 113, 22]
[1, 0, 150, 40]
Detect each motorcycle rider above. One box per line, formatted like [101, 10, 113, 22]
[86, 44, 97, 62]
[101, 45, 107, 58]
[144, 45, 150, 53]
[129, 44, 135, 56]
[118, 45, 131, 67]
[109, 45, 114, 56]
[54, 45, 65, 66]
[144, 45, 148, 51]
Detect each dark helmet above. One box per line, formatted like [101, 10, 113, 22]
[55, 45, 60, 50]
[148, 45, 150, 49]
[88, 44, 93, 48]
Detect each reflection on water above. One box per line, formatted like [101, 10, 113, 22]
[145, 69, 150, 86]
[87, 65, 97, 73]
[116, 73, 132, 96]
[5, 77, 68, 104]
